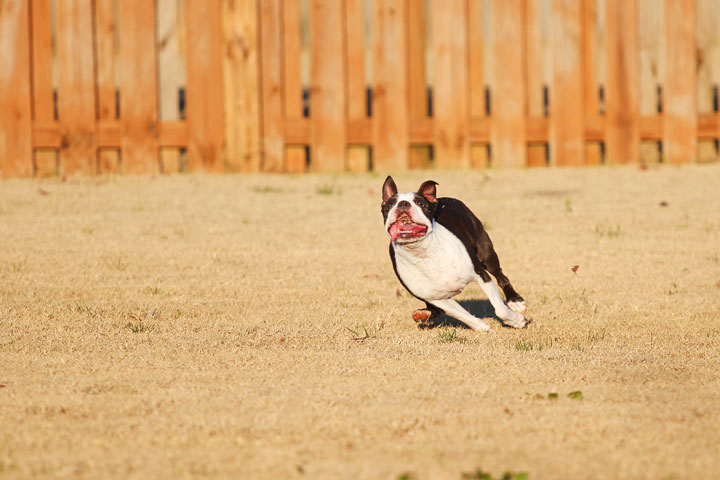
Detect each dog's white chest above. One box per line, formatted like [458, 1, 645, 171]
[393, 222, 476, 301]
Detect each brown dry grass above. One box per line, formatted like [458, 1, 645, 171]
[1, 165, 719, 479]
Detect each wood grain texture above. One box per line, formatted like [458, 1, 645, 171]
[259, 0, 285, 171]
[605, 0, 639, 164]
[491, 0, 527, 167]
[118, 0, 160, 174]
[550, 0, 584, 166]
[186, 0, 225, 171]
[223, 0, 261, 172]
[432, 0, 469, 168]
[663, 0, 696, 164]
[56, 0, 97, 175]
[372, 0, 409, 170]
[0, 0, 33, 177]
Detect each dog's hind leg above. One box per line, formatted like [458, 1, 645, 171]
[476, 275, 530, 329]
[477, 236, 526, 313]
[412, 303, 443, 328]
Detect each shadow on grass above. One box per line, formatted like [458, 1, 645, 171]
[421, 298, 497, 330]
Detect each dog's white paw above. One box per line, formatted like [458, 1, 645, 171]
[507, 300, 526, 314]
[470, 319, 491, 332]
[501, 311, 531, 329]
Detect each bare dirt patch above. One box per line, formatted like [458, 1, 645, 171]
[1, 165, 719, 479]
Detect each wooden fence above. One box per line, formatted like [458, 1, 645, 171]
[1, 0, 719, 178]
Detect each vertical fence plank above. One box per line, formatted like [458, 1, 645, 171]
[637, 0, 663, 164]
[550, 0, 585, 166]
[0, 0, 33, 178]
[30, 0, 57, 176]
[407, 0, 430, 169]
[605, 0, 639, 164]
[664, 0, 696, 164]
[696, 0, 716, 162]
[582, 0, 602, 165]
[118, 0, 160, 174]
[491, 0, 527, 167]
[432, 0, 470, 168]
[373, 0, 409, 170]
[158, 0, 182, 173]
[468, 0, 488, 169]
[310, 0, 346, 172]
[96, 0, 120, 173]
[526, 0, 547, 167]
[259, 0, 285, 171]
[186, 0, 225, 171]
[283, 0, 306, 173]
[223, 0, 261, 172]
[56, 0, 97, 175]
[346, 0, 370, 172]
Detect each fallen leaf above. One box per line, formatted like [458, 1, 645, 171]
[659, 201, 669, 207]
[568, 390, 583, 400]
[363, 273, 380, 279]
[548, 392, 559, 400]
[0, 385, 6, 388]
[639, 164, 648, 171]
[396, 288, 404, 298]
[571, 265, 579, 274]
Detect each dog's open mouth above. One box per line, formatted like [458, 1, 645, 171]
[388, 214, 428, 241]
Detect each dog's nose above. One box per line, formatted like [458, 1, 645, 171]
[397, 200, 411, 211]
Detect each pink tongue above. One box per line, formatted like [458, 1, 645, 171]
[389, 223, 401, 241]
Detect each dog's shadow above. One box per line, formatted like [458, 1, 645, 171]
[424, 299, 498, 329]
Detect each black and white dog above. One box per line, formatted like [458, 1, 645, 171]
[381, 176, 529, 331]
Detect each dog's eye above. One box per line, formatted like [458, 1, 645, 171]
[414, 198, 424, 206]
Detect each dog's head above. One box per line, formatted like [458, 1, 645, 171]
[381, 176, 438, 244]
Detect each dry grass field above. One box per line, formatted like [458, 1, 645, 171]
[1, 164, 719, 479]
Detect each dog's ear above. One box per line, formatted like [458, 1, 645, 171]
[382, 176, 398, 203]
[417, 180, 438, 203]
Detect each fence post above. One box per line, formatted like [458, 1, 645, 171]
[223, 0, 262, 172]
[186, 0, 225, 172]
[118, 0, 160, 174]
[491, 0, 527, 167]
[259, 0, 286, 172]
[664, 0, 696, 163]
[346, 0, 371, 172]
[0, 0, 33, 178]
[310, 0, 346, 172]
[56, 0, 97, 175]
[605, 0, 639, 164]
[550, 0, 585, 166]
[372, 0, 409, 171]
[432, 0, 470, 169]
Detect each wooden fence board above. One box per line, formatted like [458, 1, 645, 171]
[550, 0, 584, 166]
[491, 0, 527, 167]
[526, 0, 547, 167]
[696, 0, 717, 162]
[372, 0, 409, 170]
[283, 0, 306, 173]
[637, 0, 663, 164]
[96, 0, 120, 173]
[310, 0, 346, 172]
[432, 0, 470, 169]
[158, 0, 182, 173]
[346, 0, 370, 171]
[605, 0, 639, 164]
[56, 0, 97, 175]
[663, 0, 696, 164]
[407, 0, 431, 169]
[582, 0, 602, 165]
[118, 0, 160, 174]
[186, 0, 224, 171]
[0, 0, 33, 178]
[223, 0, 261, 172]
[259, 0, 285, 172]
[29, 0, 57, 176]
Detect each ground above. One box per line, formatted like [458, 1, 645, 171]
[1, 164, 719, 479]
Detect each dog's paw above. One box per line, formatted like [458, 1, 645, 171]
[412, 309, 436, 329]
[507, 300, 526, 314]
[502, 311, 532, 329]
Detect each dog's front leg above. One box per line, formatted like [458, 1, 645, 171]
[426, 299, 491, 331]
[476, 275, 530, 328]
